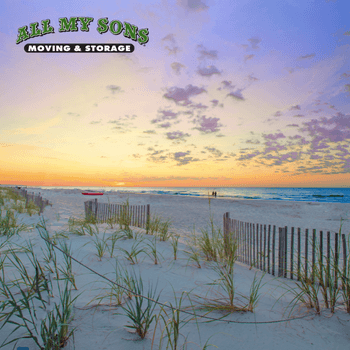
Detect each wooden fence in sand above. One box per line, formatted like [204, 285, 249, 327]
[10, 187, 52, 215]
[223, 212, 349, 285]
[84, 199, 150, 231]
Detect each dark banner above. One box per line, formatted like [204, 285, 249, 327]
[24, 43, 134, 53]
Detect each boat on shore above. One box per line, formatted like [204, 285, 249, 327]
[82, 191, 104, 196]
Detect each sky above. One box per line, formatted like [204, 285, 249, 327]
[1, 0, 350, 188]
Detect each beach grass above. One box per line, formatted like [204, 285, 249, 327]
[121, 272, 160, 339]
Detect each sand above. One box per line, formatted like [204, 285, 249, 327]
[0, 188, 350, 349]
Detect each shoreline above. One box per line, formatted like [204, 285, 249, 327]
[35, 188, 350, 237]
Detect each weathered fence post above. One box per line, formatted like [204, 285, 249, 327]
[94, 198, 98, 221]
[278, 227, 287, 277]
[223, 212, 230, 257]
[146, 204, 150, 234]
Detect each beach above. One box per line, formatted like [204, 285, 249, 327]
[1, 188, 350, 349]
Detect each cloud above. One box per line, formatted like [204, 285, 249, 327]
[340, 72, 350, 79]
[298, 53, 316, 60]
[289, 105, 301, 110]
[162, 34, 176, 43]
[204, 146, 223, 158]
[194, 115, 222, 133]
[171, 62, 186, 75]
[344, 84, 350, 95]
[188, 102, 208, 110]
[244, 54, 255, 62]
[247, 37, 261, 50]
[143, 130, 156, 134]
[246, 139, 260, 144]
[151, 109, 179, 123]
[197, 65, 221, 77]
[173, 150, 200, 166]
[274, 111, 283, 117]
[300, 112, 350, 143]
[166, 131, 190, 140]
[238, 150, 261, 161]
[226, 90, 245, 101]
[164, 84, 206, 106]
[176, 0, 209, 12]
[286, 124, 299, 127]
[247, 74, 259, 82]
[218, 80, 235, 90]
[147, 149, 169, 163]
[293, 114, 305, 118]
[159, 122, 171, 128]
[263, 132, 286, 141]
[106, 85, 122, 94]
[196, 44, 218, 60]
[162, 33, 181, 55]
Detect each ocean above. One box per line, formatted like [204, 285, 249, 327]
[18, 186, 350, 203]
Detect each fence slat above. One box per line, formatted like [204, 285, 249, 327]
[305, 229, 309, 281]
[312, 229, 316, 283]
[291, 227, 294, 280]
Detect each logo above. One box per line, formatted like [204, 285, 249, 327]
[16, 17, 149, 53]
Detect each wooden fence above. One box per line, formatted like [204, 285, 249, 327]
[10, 187, 52, 215]
[223, 212, 348, 285]
[84, 199, 150, 231]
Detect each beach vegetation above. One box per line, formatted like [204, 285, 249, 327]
[87, 259, 126, 307]
[121, 272, 160, 339]
[26, 200, 40, 216]
[184, 245, 202, 269]
[244, 272, 266, 312]
[108, 231, 123, 258]
[119, 240, 147, 265]
[147, 214, 172, 240]
[170, 235, 179, 261]
[117, 198, 133, 232]
[0, 241, 79, 349]
[58, 240, 77, 290]
[195, 260, 247, 314]
[91, 231, 109, 261]
[0, 209, 29, 237]
[154, 290, 192, 350]
[146, 237, 164, 265]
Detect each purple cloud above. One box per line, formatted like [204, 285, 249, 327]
[166, 131, 190, 140]
[290, 105, 301, 110]
[197, 44, 218, 60]
[171, 62, 186, 75]
[263, 132, 286, 141]
[244, 54, 255, 62]
[164, 84, 206, 106]
[177, 0, 208, 12]
[204, 146, 223, 157]
[152, 109, 178, 123]
[247, 37, 261, 50]
[298, 53, 315, 60]
[227, 90, 245, 101]
[194, 115, 222, 133]
[238, 150, 260, 161]
[106, 85, 122, 94]
[197, 65, 221, 77]
[173, 150, 200, 166]
[218, 80, 234, 90]
[159, 122, 171, 128]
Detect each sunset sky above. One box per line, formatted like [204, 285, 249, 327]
[1, 0, 350, 187]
